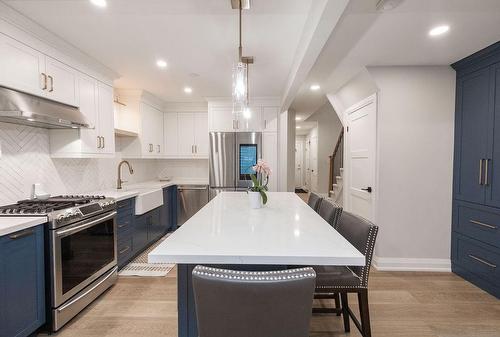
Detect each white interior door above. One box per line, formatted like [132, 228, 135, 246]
[345, 94, 377, 222]
[295, 141, 304, 188]
[310, 136, 318, 192]
[305, 139, 311, 191]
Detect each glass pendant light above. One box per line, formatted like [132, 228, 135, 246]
[232, 0, 248, 117]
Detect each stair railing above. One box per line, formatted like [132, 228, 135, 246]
[328, 128, 344, 192]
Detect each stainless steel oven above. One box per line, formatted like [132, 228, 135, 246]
[48, 203, 117, 331]
[50, 210, 117, 307]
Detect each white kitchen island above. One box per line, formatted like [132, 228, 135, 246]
[149, 192, 365, 337]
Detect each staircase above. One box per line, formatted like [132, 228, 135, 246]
[329, 168, 343, 204]
[328, 129, 344, 205]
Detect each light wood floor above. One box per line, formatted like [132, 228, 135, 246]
[46, 267, 500, 337]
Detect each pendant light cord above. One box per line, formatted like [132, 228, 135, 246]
[239, 0, 242, 62]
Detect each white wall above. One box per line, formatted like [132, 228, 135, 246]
[306, 102, 343, 194]
[329, 66, 456, 271]
[278, 110, 296, 192]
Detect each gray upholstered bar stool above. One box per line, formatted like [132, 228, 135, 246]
[313, 211, 379, 337]
[192, 266, 316, 337]
[307, 192, 323, 212]
[318, 198, 343, 228]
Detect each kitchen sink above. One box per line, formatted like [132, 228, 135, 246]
[133, 188, 164, 215]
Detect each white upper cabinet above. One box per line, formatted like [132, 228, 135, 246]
[194, 113, 209, 157]
[97, 83, 115, 154]
[209, 106, 234, 132]
[140, 103, 164, 157]
[118, 91, 165, 159]
[208, 101, 278, 132]
[262, 106, 278, 132]
[163, 113, 178, 157]
[0, 33, 45, 97]
[0, 33, 79, 107]
[45, 56, 79, 107]
[50, 76, 115, 158]
[163, 112, 208, 158]
[78, 74, 99, 154]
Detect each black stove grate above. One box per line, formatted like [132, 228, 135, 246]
[0, 195, 105, 215]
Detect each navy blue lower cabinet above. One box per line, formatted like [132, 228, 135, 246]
[0, 225, 45, 337]
[161, 185, 178, 232]
[117, 198, 135, 268]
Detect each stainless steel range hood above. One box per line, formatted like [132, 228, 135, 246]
[0, 86, 90, 129]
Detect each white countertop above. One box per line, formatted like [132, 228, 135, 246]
[149, 192, 365, 266]
[0, 217, 47, 237]
[91, 178, 208, 201]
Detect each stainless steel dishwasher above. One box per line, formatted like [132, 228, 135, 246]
[177, 185, 209, 226]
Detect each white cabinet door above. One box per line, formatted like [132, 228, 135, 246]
[164, 113, 178, 156]
[209, 107, 235, 132]
[79, 74, 99, 154]
[263, 132, 278, 192]
[141, 103, 157, 156]
[178, 113, 195, 156]
[0, 34, 45, 97]
[154, 109, 164, 156]
[238, 105, 262, 131]
[45, 56, 79, 107]
[194, 113, 208, 157]
[262, 107, 278, 132]
[97, 83, 115, 154]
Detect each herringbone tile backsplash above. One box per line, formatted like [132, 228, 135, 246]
[0, 122, 159, 205]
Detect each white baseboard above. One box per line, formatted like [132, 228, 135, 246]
[372, 256, 451, 272]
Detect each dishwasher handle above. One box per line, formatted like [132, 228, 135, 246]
[178, 185, 208, 191]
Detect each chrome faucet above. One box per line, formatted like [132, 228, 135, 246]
[117, 160, 134, 189]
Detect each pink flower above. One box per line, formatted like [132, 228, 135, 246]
[252, 159, 272, 176]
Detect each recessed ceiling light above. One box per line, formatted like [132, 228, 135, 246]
[156, 59, 167, 68]
[184, 87, 193, 94]
[429, 25, 450, 37]
[310, 84, 320, 91]
[295, 116, 302, 121]
[90, 0, 107, 8]
[296, 126, 301, 129]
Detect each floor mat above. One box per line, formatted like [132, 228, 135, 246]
[118, 234, 175, 277]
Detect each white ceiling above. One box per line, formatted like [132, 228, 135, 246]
[3, 0, 312, 102]
[291, 0, 500, 120]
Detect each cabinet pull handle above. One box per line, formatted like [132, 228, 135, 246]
[469, 219, 497, 230]
[264, 119, 267, 129]
[97, 136, 101, 149]
[118, 221, 129, 228]
[9, 229, 35, 239]
[157, 145, 160, 153]
[41, 73, 48, 90]
[48, 75, 54, 92]
[119, 246, 130, 254]
[479, 159, 484, 185]
[468, 254, 496, 268]
[192, 145, 194, 154]
[485, 159, 490, 186]
[102, 136, 105, 149]
[195, 145, 197, 154]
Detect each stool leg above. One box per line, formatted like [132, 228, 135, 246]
[357, 289, 372, 337]
[334, 293, 341, 316]
[340, 292, 350, 332]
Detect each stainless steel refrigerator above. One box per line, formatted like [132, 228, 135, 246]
[209, 132, 262, 200]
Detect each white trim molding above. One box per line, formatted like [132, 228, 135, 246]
[372, 256, 451, 272]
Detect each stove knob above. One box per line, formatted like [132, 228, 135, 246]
[57, 214, 65, 222]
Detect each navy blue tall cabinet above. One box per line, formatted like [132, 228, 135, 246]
[451, 42, 500, 298]
[0, 225, 45, 337]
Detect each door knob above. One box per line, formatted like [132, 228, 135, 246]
[361, 187, 372, 193]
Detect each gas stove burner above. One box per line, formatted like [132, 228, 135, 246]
[0, 195, 108, 216]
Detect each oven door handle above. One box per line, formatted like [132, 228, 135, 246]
[55, 211, 117, 237]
